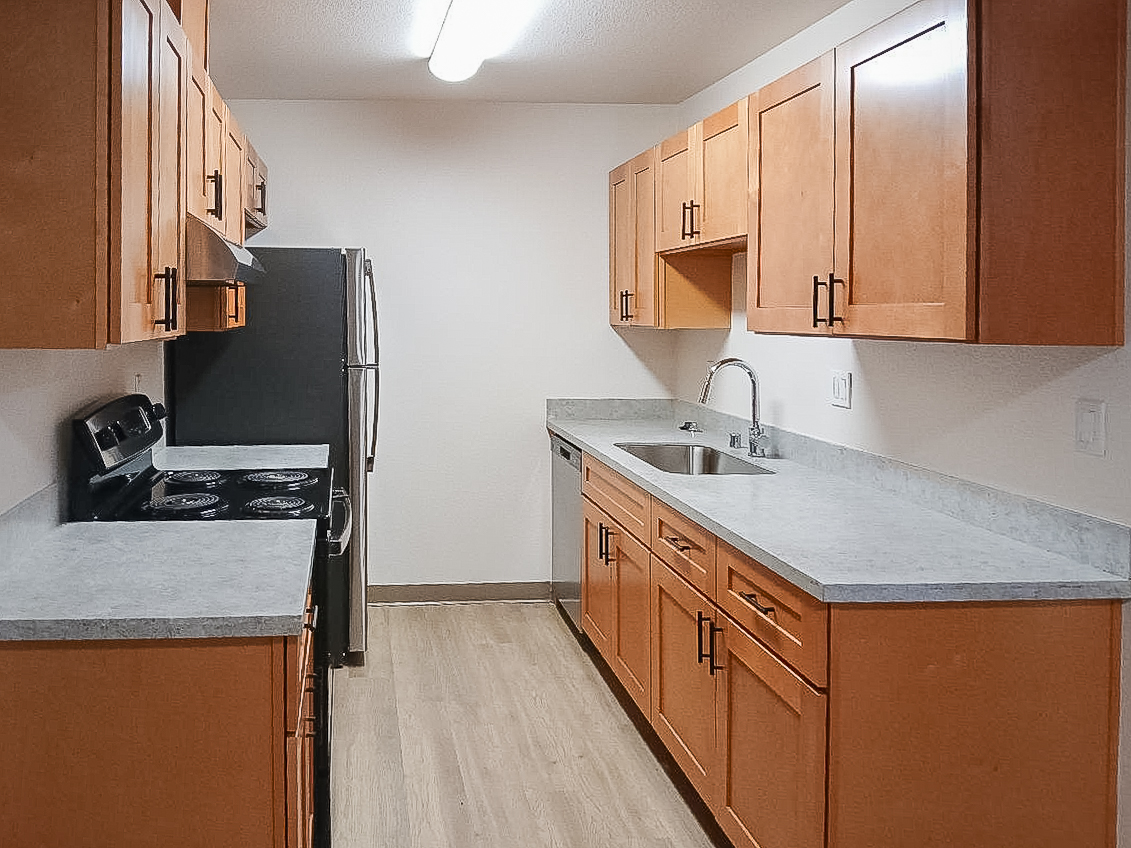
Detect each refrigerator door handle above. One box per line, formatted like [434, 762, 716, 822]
[364, 257, 378, 364]
[367, 366, 379, 472]
[327, 488, 353, 556]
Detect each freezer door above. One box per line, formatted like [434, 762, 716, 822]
[346, 366, 377, 653]
[345, 249, 379, 367]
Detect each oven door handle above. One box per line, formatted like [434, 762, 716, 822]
[327, 487, 353, 556]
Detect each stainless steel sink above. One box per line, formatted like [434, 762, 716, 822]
[615, 442, 773, 476]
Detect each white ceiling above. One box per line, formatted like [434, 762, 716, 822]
[208, 0, 853, 103]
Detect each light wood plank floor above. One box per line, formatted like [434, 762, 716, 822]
[331, 602, 721, 848]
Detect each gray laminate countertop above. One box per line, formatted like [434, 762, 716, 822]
[0, 443, 329, 641]
[548, 417, 1131, 604]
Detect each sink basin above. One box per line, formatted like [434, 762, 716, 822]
[615, 443, 773, 476]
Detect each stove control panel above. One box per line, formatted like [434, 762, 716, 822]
[73, 394, 167, 474]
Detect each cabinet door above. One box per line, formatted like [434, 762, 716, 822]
[716, 617, 826, 848]
[581, 498, 615, 660]
[656, 130, 694, 252]
[609, 149, 657, 327]
[610, 525, 651, 717]
[113, 0, 186, 343]
[222, 112, 246, 244]
[747, 53, 835, 335]
[650, 558, 720, 808]
[187, 53, 211, 222]
[697, 99, 748, 244]
[833, 0, 971, 339]
[609, 159, 634, 324]
[205, 78, 225, 228]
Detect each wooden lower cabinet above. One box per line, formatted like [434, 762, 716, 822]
[650, 558, 721, 808]
[583, 495, 651, 716]
[717, 616, 826, 848]
[0, 632, 312, 848]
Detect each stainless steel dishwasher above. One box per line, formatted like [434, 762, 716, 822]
[550, 433, 582, 630]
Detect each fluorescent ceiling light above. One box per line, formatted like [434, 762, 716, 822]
[418, 0, 543, 83]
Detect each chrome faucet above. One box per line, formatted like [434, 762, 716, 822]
[698, 358, 766, 458]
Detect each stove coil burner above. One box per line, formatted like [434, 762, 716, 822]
[239, 470, 316, 491]
[164, 470, 225, 489]
[244, 495, 316, 518]
[142, 492, 229, 519]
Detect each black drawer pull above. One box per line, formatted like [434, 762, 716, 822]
[739, 591, 776, 619]
[206, 169, 223, 220]
[663, 535, 692, 553]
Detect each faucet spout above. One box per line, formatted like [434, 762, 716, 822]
[698, 357, 765, 458]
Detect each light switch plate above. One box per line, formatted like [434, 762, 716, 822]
[1074, 399, 1106, 456]
[831, 370, 852, 409]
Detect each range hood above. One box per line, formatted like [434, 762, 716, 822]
[185, 215, 265, 283]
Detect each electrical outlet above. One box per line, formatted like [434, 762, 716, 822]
[133, 373, 142, 393]
[1074, 399, 1106, 456]
[831, 370, 852, 409]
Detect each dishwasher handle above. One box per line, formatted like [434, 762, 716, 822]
[550, 434, 582, 472]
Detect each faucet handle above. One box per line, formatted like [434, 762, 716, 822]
[679, 421, 703, 433]
[728, 432, 743, 449]
[748, 425, 767, 458]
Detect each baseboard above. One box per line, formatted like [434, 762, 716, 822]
[367, 582, 552, 604]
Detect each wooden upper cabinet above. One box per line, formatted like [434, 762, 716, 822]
[747, 53, 836, 335]
[0, 0, 189, 349]
[245, 139, 270, 237]
[748, 0, 1124, 343]
[698, 101, 749, 244]
[656, 101, 749, 252]
[833, 0, 972, 340]
[608, 149, 657, 327]
[178, 0, 209, 71]
[222, 110, 246, 245]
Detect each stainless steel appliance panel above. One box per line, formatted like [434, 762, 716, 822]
[550, 433, 582, 629]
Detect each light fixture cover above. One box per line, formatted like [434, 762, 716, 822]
[426, 0, 543, 83]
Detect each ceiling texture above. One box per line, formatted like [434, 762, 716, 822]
[208, 0, 853, 103]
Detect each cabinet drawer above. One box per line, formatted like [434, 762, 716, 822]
[582, 455, 650, 543]
[186, 283, 245, 331]
[716, 542, 827, 687]
[651, 498, 716, 597]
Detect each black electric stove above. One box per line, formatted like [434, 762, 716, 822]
[68, 395, 333, 523]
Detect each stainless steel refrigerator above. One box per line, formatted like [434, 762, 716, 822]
[168, 247, 378, 667]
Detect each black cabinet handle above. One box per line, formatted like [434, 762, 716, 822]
[603, 526, 615, 564]
[663, 535, 691, 553]
[708, 620, 724, 675]
[597, 522, 607, 563]
[303, 604, 319, 632]
[813, 273, 845, 328]
[622, 290, 634, 321]
[828, 272, 844, 326]
[206, 169, 223, 220]
[688, 200, 701, 238]
[256, 179, 267, 214]
[681, 202, 690, 239]
[619, 290, 626, 321]
[812, 275, 827, 327]
[227, 284, 241, 325]
[739, 591, 776, 619]
[696, 611, 710, 665]
[153, 266, 177, 330]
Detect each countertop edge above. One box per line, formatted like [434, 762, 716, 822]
[0, 614, 304, 642]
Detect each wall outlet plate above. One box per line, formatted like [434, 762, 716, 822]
[831, 370, 852, 409]
[1074, 399, 1106, 456]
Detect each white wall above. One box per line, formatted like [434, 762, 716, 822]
[228, 100, 680, 585]
[0, 344, 164, 517]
